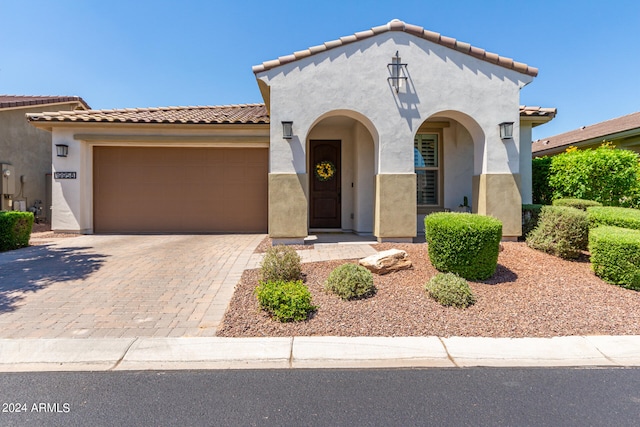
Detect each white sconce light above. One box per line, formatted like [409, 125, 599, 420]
[55, 144, 69, 157]
[282, 121, 293, 140]
[499, 122, 514, 140]
[387, 51, 408, 93]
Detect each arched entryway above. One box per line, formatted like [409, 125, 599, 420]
[307, 111, 377, 235]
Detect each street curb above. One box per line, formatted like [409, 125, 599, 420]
[1, 336, 639, 372]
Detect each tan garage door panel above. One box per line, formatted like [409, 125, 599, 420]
[94, 147, 268, 233]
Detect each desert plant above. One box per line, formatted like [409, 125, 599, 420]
[424, 212, 502, 280]
[425, 272, 476, 308]
[325, 263, 376, 300]
[260, 245, 302, 282]
[526, 206, 589, 259]
[255, 279, 316, 322]
[549, 143, 640, 207]
[589, 226, 640, 290]
[587, 206, 640, 231]
[552, 198, 602, 211]
[0, 211, 34, 252]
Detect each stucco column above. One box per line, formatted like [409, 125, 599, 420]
[268, 173, 308, 244]
[473, 173, 522, 239]
[374, 173, 416, 242]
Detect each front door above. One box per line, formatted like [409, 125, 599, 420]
[310, 140, 341, 228]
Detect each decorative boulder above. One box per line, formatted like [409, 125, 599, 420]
[359, 249, 412, 275]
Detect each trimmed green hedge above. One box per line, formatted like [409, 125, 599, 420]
[0, 211, 34, 252]
[589, 226, 640, 290]
[255, 280, 317, 322]
[522, 204, 543, 238]
[424, 212, 502, 280]
[526, 206, 589, 259]
[587, 206, 640, 231]
[552, 198, 602, 211]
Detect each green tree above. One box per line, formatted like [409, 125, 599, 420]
[549, 143, 640, 207]
[532, 156, 553, 204]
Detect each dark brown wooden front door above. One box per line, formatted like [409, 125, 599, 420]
[310, 140, 341, 228]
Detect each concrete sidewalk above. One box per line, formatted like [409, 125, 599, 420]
[1, 335, 639, 372]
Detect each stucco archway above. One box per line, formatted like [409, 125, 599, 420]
[307, 111, 377, 235]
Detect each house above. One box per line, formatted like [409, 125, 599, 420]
[27, 20, 555, 242]
[1, 95, 89, 220]
[532, 111, 640, 157]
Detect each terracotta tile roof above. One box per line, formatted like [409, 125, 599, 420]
[0, 95, 90, 110]
[532, 111, 640, 154]
[26, 104, 269, 125]
[253, 19, 538, 77]
[519, 106, 557, 118]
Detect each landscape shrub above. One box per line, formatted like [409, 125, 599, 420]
[522, 204, 543, 238]
[552, 198, 602, 211]
[255, 280, 317, 322]
[532, 156, 553, 205]
[0, 211, 34, 252]
[589, 226, 640, 290]
[526, 206, 589, 259]
[424, 212, 502, 281]
[587, 206, 640, 231]
[549, 143, 640, 207]
[425, 273, 476, 308]
[260, 245, 301, 282]
[325, 263, 376, 300]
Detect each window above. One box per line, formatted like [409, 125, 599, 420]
[414, 133, 440, 206]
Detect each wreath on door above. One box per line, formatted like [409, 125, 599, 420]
[314, 160, 336, 182]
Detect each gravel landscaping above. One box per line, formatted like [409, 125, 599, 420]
[218, 241, 640, 338]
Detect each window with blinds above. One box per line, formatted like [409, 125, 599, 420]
[414, 133, 439, 206]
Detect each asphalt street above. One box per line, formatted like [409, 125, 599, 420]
[1, 367, 640, 426]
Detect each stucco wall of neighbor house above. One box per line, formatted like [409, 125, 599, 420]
[0, 104, 80, 221]
[258, 31, 532, 239]
[47, 124, 269, 233]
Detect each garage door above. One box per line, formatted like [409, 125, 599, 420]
[93, 146, 268, 233]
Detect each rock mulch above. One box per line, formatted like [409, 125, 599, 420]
[218, 242, 640, 338]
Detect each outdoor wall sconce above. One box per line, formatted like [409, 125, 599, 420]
[55, 144, 69, 157]
[499, 122, 514, 140]
[387, 51, 408, 93]
[282, 121, 293, 140]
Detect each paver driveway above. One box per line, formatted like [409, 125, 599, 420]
[0, 234, 264, 339]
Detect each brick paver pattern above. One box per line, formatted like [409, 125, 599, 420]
[0, 235, 265, 339]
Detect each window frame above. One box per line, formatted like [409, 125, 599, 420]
[414, 129, 444, 214]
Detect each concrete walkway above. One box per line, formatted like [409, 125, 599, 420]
[1, 234, 639, 371]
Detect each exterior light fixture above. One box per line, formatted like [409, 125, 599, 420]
[499, 122, 514, 140]
[387, 51, 408, 93]
[282, 121, 293, 140]
[55, 144, 69, 157]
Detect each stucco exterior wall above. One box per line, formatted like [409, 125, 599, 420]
[258, 31, 532, 239]
[0, 103, 81, 220]
[519, 123, 533, 204]
[47, 124, 269, 233]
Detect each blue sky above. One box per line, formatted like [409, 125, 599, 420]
[1, 0, 639, 140]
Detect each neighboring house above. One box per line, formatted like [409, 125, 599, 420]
[27, 20, 555, 242]
[532, 111, 640, 157]
[1, 95, 89, 221]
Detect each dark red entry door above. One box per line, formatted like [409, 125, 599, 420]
[310, 140, 341, 228]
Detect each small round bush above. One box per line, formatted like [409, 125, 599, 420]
[589, 226, 640, 290]
[552, 198, 602, 211]
[425, 273, 476, 308]
[526, 206, 589, 259]
[587, 206, 640, 231]
[424, 212, 502, 281]
[522, 204, 543, 239]
[260, 245, 301, 282]
[325, 263, 376, 300]
[255, 280, 317, 322]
